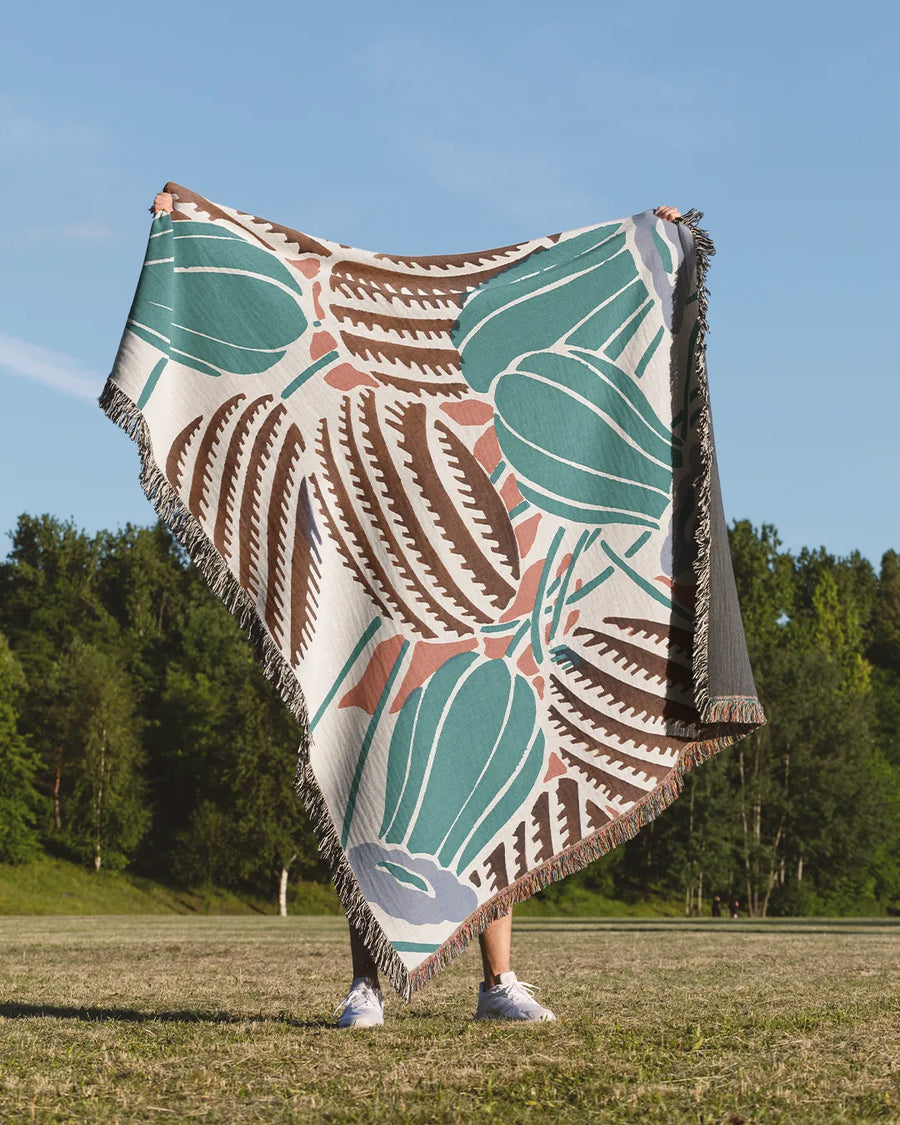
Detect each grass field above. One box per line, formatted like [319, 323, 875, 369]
[0, 916, 897, 1124]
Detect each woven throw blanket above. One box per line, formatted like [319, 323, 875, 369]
[102, 183, 765, 997]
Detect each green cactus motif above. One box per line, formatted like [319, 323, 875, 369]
[453, 219, 680, 528]
[127, 215, 308, 394]
[379, 652, 545, 874]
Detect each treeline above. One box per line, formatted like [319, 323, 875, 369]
[567, 522, 900, 916]
[0, 516, 326, 900]
[1, 515, 898, 916]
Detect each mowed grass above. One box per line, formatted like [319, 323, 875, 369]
[0, 917, 897, 1124]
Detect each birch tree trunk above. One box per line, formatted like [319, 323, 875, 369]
[54, 754, 63, 830]
[93, 725, 107, 872]
[685, 778, 696, 916]
[279, 853, 297, 917]
[739, 748, 754, 914]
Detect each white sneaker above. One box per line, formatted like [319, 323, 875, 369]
[475, 971, 556, 1022]
[334, 977, 384, 1028]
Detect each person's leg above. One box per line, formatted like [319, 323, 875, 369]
[338, 910, 554, 1024]
[475, 906, 555, 1022]
[349, 923, 380, 986]
[478, 908, 512, 989]
[335, 923, 384, 1028]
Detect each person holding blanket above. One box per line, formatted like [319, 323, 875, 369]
[149, 191, 683, 1029]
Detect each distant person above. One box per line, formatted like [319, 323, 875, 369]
[730, 896, 741, 919]
[150, 189, 684, 1028]
[711, 894, 722, 918]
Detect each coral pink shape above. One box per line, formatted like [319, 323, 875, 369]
[440, 400, 494, 426]
[514, 514, 541, 558]
[325, 363, 379, 390]
[288, 258, 321, 278]
[311, 330, 337, 360]
[473, 428, 502, 473]
[390, 638, 478, 713]
[564, 610, 580, 634]
[499, 475, 525, 512]
[543, 753, 567, 782]
[312, 280, 325, 320]
[517, 644, 540, 678]
[339, 636, 406, 714]
[533, 675, 545, 698]
[483, 635, 511, 660]
[499, 557, 545, 622]
[556, 553, 572, 577]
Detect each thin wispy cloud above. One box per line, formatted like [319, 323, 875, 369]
[0, 333, 100, 402]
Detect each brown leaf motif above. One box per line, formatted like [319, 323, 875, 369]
[313, 391, 520, 639]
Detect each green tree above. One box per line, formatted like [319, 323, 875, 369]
[808, 569, 871, 698]
[0, 632, 42, 862]
[61, 641, 149, 870]
[0, 515, 118, 833]
[3, 507, 896, 915]
[618, 523, 896, 918]
[734, 546, 883, 915]
[866, 550, 900, 909]
[870, 551, 900, 767]
[156, 587, 322, 901]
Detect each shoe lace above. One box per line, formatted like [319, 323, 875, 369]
[497, 978, 539, 1002]
[333, 981, 378, 1017]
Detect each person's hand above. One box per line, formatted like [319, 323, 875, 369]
[150, 191, 174, 215]
[654, 205, 681, 223]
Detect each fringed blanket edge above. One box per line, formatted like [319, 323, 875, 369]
[99, 213, 757, 1000]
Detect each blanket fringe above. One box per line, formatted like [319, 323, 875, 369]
[100, 208, 755, 1001]
[676, 209, 717, 722]
[98, 377, 414, 1000]
[704, 697, 767, 725]
[407, 728, 740, 991]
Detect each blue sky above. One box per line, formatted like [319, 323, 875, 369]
[1, 0, 897, 566]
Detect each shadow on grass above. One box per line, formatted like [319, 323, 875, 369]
[0, 1002, 496, 1030]
[0, 1002, 331, 1028]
